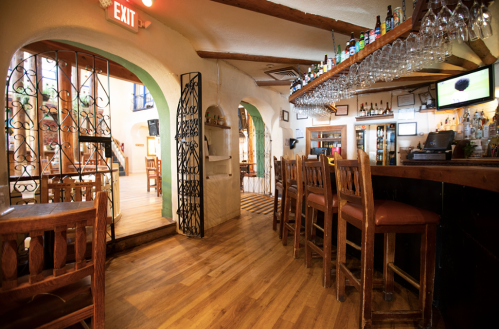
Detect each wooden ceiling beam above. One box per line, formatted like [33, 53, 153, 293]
[418, 69, 465, 75]
[210, 0, 368, 35]
[197, 51, 319, 65]
[466, 39, 497, 65]
[444, 55, 479, 71]
[21, 41, 142, 85]
[256, 80, 291, 86]
[353, 82, 433, 95]
[393, 75, 449, 82]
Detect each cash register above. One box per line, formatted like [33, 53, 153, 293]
[407, 131, 455, 161]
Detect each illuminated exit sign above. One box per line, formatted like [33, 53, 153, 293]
[105, 0, 138, 33]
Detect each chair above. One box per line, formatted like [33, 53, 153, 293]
[334, 150, 439, 329]
[156, 157, 162, 197]
[41, 175, 102, 203]
[0, 191, 107, 329]
[145, 156, 159, 193]
[303, 154, 338, 288]
[282, 154, 304, 258]
[272, 156, 286, 238]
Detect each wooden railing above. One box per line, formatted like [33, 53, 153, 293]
[112, 137, 129, 176]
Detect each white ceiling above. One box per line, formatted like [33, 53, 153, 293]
[125, 0, 420, 90]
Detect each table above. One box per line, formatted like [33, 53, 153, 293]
[0, 202, 95, 268]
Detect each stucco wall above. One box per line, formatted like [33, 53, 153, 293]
[0, 0, 289, 230]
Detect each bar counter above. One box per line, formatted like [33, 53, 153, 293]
[329, 164, 499, 329]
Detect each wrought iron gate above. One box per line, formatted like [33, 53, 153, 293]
[175, 72, 204, 237]
[5, 50, 115, 242]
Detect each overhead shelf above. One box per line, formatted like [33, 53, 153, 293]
[205, 122, 231, 129]
[288, 18, 413, 104]
[356, 114, 394, 121]
[206, 155, 232, 161]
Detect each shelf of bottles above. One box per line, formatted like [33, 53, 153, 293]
[376, 124, 397, 166]
[356, 101, 394, 121]
[310, 130, 342, 155]
[356, 129, 365, 151]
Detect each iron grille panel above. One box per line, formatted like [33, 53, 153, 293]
[176, 72, 204, 237]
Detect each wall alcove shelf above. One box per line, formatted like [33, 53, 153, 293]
[356, 114, 394, 121]
[206, 155, 232, 161]
[205, 122, 231, 129]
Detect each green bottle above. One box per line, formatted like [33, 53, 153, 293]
[336, 45, 341, 64]
[359, 31, 365, 50]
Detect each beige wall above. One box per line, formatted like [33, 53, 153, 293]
[0, 0, 289, 229]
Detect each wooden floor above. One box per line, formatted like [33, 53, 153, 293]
[241, 192, 279, 214]
[113, 173, 174, 239]
[104, 207, 446, 329]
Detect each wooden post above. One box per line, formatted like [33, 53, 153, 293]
[58, 61, 76, 173]
[12, 51, 27, 177]
[36, 56, 45, 165]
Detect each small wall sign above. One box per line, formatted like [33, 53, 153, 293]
[105, 0, 138, 33]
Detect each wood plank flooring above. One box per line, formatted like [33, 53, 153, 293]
[104, 208, 446, 329]
[241, 192, 279, 215]
[113, 173, 174, 240]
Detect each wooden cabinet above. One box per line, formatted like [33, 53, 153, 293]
[306, 125, 347, 158]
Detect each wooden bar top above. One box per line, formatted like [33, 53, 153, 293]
[370, 165, 499, 194]
[0, 201, 94, 221]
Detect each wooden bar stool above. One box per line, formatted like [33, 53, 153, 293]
[282, 154, 304, 258]
[303, 154, 338, 288]
[334, 150, 439, 329]
[272, 156, 286, 238]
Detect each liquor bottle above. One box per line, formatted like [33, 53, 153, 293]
[349, 32, 356, 56]
[323, 55, 328, 72]
[360, 103, 365, 116]
[456, 116, 464, 140]
[385, 101, 390, 115]
[451, 116, 457, 131]
[386, 5, 393, 32]
[364, 30, 370, 46]
[476, 119, 483, 139]
[319, 61, 324, 75]
[355, 41, 360, 53]
[374, 103, 378, 115]
[336, 45, 342, 64]
[370, 103, 375, 116]
[314, 64, 319, 79]
[375, 15, 382, 39]
[359, 31, 365, 50]
[464, 118, 471, 139]
[379, 100, 383, 115]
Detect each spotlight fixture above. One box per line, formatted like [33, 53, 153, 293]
[99, 0, 113, 8]
[142, 0, 156, 7]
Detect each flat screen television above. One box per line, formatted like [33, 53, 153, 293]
[436, 64, 495, 111]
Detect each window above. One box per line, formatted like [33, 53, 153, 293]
[133, 84, 154, 111]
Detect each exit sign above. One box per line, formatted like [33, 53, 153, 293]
[105, 0, 138, 33]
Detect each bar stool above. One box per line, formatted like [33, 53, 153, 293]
[282, 154, 304, 258]
[303, 154, 338, 288]
[272, 156, 286, 238]
[334, 150, 439, 329]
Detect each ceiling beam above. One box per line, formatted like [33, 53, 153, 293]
[21, 41, 142, 85]
[197, 51, 319, 65]
[210, 0, 368, 35]
[394, 75, 449, 82]
[256, 80, 291, 86]
[444, 55, 479, 71]
[466, 39, 497, 65]
[418, 69, 465, 75]
[353, 82, 433, 95]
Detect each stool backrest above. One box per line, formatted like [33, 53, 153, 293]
[303, 154, 333, 207]
[273, 156, 282, 184]
[0, 191, 107, 302]
[283, 154, 302, 194]
[333, 149, 374, 222]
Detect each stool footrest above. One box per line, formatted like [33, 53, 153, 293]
[372, 310, 422, 322]
[339, 262, 360, 290]
[387, 263, 420, 290]
[346, 239, 361, 251]
[312, 223, 324, 233]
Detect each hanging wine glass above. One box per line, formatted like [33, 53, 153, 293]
[480, 1, 493, 39]
[469, 0, 483, 41]
[437, 0, 454, 33]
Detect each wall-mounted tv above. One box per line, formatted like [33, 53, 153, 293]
[436, 64, 495, 111]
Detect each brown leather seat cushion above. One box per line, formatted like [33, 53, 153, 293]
[342, 200, 440, 226]
[307, 192, 338, 208]
[0, 277, 93, 329]
[288, 184, 297, 194]
[276, 181, 283, 189]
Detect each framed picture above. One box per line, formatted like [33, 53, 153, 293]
[397, 93, 415, 107]
[335, 105, 348, 116]
[281, 110, 289, 122]
[296, 112, 308, 120]
[398, 122, 417, 136]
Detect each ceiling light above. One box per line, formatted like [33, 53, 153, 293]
[142, 0, 155, 7]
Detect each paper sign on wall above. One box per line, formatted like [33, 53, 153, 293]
[105, 0, 139, 33]
[398, 108, 415, 120]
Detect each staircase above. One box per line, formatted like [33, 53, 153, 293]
[113, 153, 126, 176]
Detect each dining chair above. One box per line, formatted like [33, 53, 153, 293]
[334, 150, 439, 329]
[41, 175, 102, 203]
[272, 156, 286, 238]
[156, 157, 162, 197]
[145, 156, 159, 193]
[0, 191, 108, 329]
[282, 154, 304, 258]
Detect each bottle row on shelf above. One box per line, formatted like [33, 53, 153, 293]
[290, 5, 404, 95]
[358, 101, 393, 117]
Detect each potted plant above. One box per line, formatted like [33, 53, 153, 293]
[463, 142, 477, 159]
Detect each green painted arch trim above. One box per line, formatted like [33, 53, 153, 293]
[240, 102, 264, 178]
[57, 40, 172, 217]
